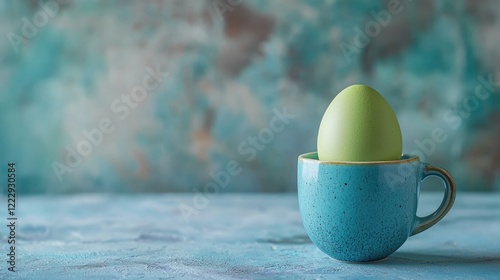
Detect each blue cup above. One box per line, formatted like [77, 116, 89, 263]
[297, 152, 456, 262]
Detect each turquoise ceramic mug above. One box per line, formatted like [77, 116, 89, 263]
[297, 152, 456, 262]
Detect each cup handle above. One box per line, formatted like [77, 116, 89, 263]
[411, 164, 456, 236]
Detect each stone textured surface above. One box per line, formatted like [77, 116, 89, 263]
[0, 193, 499, 279]
[1, 1, 500, 193]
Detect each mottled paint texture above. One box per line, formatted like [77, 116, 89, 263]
[0, 0, 499, 193]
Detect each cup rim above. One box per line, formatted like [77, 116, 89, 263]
[298, 152, 419, 165]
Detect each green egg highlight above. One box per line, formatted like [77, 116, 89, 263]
[317, 84, 402, 162]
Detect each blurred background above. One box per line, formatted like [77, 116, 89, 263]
[0, 0, 499, 194]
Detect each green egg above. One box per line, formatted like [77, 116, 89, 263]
[317, 84, 402, 162]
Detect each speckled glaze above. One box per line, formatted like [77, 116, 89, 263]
[297, 152, 456, 262]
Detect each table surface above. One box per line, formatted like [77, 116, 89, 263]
[1, 193, 499, 279]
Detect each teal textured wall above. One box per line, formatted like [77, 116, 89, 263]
[0, 0, 499, 193]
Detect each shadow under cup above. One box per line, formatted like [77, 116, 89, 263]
[297, 152, 456, 262]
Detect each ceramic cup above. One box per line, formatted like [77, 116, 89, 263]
[297, 152, 456, 262]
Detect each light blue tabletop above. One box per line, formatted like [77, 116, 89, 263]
[1, 193, 499, 279]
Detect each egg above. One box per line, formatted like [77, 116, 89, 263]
[317, 84, 402, 162]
